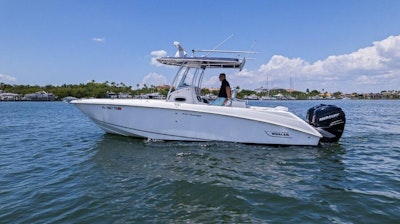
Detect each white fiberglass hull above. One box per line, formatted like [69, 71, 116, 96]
[72, 99, 322, 146]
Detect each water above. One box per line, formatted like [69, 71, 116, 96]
[1, 100, 399, 223]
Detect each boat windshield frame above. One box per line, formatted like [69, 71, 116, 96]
[157, 55, 246, 102]
[166, 66, 205, 99]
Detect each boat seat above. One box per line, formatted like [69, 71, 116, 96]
[231, 89, 237, 99]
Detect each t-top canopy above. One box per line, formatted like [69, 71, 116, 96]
[157, 56, 245, 70]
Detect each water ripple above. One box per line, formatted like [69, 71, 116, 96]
[1, 101, 400, 223]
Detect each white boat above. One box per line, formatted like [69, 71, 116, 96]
[62, 96, 78, 103]
[72, 42, 345, 146]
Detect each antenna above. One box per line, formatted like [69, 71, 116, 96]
[250, 40, 256, 51]
[192, 35, 258, 58]
[194, 50, 258, 54]
[247, 40, 257, 58]
[209, 34, 234, 54]
[191, 34, 234, 56]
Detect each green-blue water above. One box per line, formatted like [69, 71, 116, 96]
[1, 100, 399, 223]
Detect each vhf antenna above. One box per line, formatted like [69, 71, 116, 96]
[206, 34, 234, 56]
[192, 34, 258, 57]
[191, 34, 234, 56]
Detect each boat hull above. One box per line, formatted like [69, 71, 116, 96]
[72, 99, 322, 146]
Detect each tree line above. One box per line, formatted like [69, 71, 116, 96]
[1, 81, 346, 100]
[1, 81, 134, 99]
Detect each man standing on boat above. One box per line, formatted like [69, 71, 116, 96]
[211, 73, 231, 106]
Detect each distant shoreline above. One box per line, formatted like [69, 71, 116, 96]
[2, 98, 400, 102]
[1, 82, 400, 101]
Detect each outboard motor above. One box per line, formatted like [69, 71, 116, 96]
[307, 104, 346, 143]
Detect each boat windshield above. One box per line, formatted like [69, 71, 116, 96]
[171, 66, 204, 90]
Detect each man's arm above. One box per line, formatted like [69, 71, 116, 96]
[226, 86, 231, 99]
[224, 86, 232, 105]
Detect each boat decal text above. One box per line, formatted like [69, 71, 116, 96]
[102, 106, 122, 111]
[318, 113, 340, 122]
[182, 112, 202, 117]
[265, 131, 290, 138]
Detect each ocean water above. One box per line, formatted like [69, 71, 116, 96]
[1, 100, 399, 223]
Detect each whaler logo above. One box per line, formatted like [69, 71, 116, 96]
[319, 113, 340, 122]
[265, 131, 290, 138]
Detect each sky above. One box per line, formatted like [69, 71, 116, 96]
[1, 0, 400, 93]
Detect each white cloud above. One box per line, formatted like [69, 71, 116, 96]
[374, 35, 400, 58]
[141, 72, 168, 87]
[92, 37, 105, 43]
[146, 35, 400, 92]
[234, 34, 400, 92]
[356, 75, 377, 85]
[0, 74, 17, 83]
[150, 50, 167, 66]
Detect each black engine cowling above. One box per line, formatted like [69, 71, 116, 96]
[306, 104, 346, 143]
